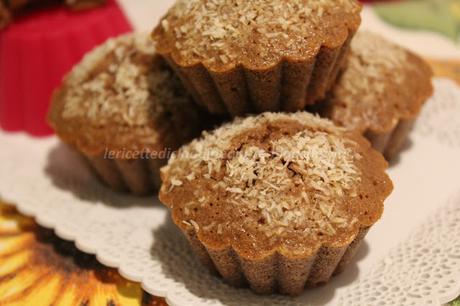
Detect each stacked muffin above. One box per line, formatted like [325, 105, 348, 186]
[48, 0, 433, 296]
[321, 31, 433, 160]
[160, 112, 392, 295]
[152, 0, 361, 115]
[49, 33, 209, 195]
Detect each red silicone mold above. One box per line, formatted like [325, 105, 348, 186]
[0, 0, 132, 136]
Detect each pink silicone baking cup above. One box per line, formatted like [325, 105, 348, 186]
[0, 0, 132, 136]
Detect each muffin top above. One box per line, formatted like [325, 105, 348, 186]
[152, 0, 361, 71]
[160, 112, 392, 259]
[324, 31, 433, 134]
[48, 33, 198, 156]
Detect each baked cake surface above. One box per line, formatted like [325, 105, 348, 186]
[153, 0, 361, 71]
[48, 32, 209, 194]
[151, 0, 362, 116]
[160, 112, 392, 294]
[49, 33, 199, 156]
[325, 31, 433, 134]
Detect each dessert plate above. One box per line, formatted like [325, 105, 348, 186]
[1, 79, 460, 305]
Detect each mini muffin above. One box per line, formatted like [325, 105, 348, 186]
[321, 31, 433, 160]
[159, 112, 392, 295]
[152, 0, 362, 116]
[48, 33, 207, 195]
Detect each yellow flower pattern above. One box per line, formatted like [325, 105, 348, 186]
[0, 202, 167, 306]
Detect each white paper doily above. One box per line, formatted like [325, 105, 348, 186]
[339, 191, 460, 306]
[1, 78, 460, 306]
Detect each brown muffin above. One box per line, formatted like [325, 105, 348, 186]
[152, 0, 362, 116]
[48, 33, 207, 195]
[159, 112, 392, 295]
[321, 31, 433, 160]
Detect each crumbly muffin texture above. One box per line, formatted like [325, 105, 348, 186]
[160, 112, 392, 259]
[61, 33, 163, 126]
[49, 33, 198, 156]
[325, 31, 433, 133]
[153, 0, 361, 70]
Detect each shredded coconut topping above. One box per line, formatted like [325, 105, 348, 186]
[342, 31, 408, 94]
[327, 31, 423, 131]
[162, 112, 363, 239]
[60, 33, 190, 127]
[153, 0, 361, 68]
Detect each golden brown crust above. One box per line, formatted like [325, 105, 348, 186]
[159, 112, 392, 294]
[48, 84, 178, 157]
[48, 33, 204, 157]
[322, 32, 433, 158]
[153, 0, 361, 71]
[161, 113, 391, 256]
[152, 0, 361, 115]
[48, 33, 211, 194]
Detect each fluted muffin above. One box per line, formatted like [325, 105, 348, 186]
[48, 33, 207, 195]
[159, 112, 393, 295]
[152, 0, 362, 116]
[321, 31, 433, 160]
